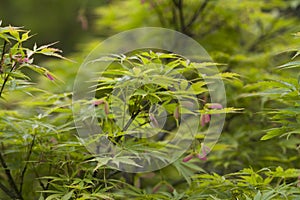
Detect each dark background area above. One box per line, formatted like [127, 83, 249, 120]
[0, 0, 106, 54]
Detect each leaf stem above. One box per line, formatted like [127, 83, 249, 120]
[0, 62, 17, 98]
[0, 40, 7, 73]
[122, 110, 141, 132]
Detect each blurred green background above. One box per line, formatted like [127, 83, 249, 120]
[0, 0, 106, 54]
[1, 0, 300, 199]
[1, 0, 300, 167]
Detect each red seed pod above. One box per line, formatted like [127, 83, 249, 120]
[208, 103, 223, 109]
[197, 153, 207, 161]
[13, 54, 22, 63]
[49, 137, 58, 144]
[173, 106, 180, 120]
[152, 182, 162, 193]
[104, 101, 109, 115]
[140, 172, 155, 179]
[200, 114, 210, 127]
[23, 57, 30, 63]
[46, 72, 54, 81]
[197, 144, 210, 161]
[92, 99, 104, 106]
[166, 183, 174, 192]
[204, 114, 210, 123]
[200, 114, 205, 127]
[182, 154, 194, 162]
[149, 113, 159, 127]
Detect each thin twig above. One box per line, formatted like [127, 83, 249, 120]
[115, 100, 151, 143]
[198, 19, 225, 38]
[172, 0, 179, 7]
[122, 110, 141, 132]
[151, 0, 166, 26]
[247, 20, 287, 52]
[185, 0, 209, 29]
[45, 163, 53, 190]
[122, 99, 151, 132]
[32, 165, 46, 190]
[0, 182, 17, 199]
[177, 0, 186, 32]
[19, 134, 36, 194]
[171, 5, 179, 30]
[0, 150, 23, 199]
[0, 62, 17, 98]
[0, 40, 7, 73]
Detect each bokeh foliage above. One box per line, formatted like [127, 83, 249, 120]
[1, 0, 300, 199]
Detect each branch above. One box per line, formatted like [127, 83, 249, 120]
[0, 182, 17, 199]
[185, 0, 209, 29]
[45, 164, 53, 190]
[122, 110, 141, 132]
[151, 0, 166, 27]
[19, 134, 36, 194]
[171, 4, 179, 30]
[172, 0, 179, 7]
[248, 29, 289, 52]
[0, 62, 17, 98]
[0, 149, 23, 199]
[198, 19, 225, 38]
[174, 0, 186, 32]
[32, 165, 46, 190]
[122, 98, 151, 132]
[0, 40, 7, 73]
[114, 100, 151, 143]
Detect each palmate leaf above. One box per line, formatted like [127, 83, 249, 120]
[61, 190, 74, 200]
[189, 62, 225, 69]
[261, 127, 288, 140]
[34, 42, 72, 61]
[260, 104, 300, 140]
[45, 194, 63, 200]
[0, 25, 24, 42]
[245, 80, 297, 91]
[265, 166, 300, 178]
[276, 61, 300, 70]
[111, 156, 142, 168]
[199, 107, 243, 115]
[89, 193, 114, 200]
[194, 71, 240, 83]
[172, 159, 206, 185]
[91, 155, 142, 171]
[101, 69, 131, 77]
[242, 78, 300, 101]
[0, 32, 14, 42]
